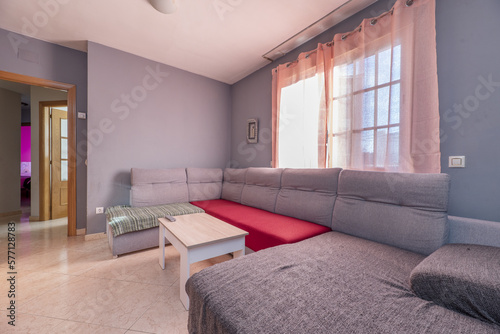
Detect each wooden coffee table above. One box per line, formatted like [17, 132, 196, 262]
[158, 213, 248, 310]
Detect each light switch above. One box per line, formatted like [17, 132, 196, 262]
[449, 156, 465, 168]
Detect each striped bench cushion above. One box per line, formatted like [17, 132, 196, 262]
[106, 203, 204, 236]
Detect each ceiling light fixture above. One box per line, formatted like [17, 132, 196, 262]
[150, 0, 177, 14]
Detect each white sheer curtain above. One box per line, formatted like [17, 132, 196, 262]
[273, 0, 440, 173]
[278, 75, 322, 168]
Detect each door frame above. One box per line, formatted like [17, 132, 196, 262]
[0, 70, 77, 236]
[40, 101, 68, 222]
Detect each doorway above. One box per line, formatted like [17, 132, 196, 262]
[0, 70, 77, 236]
[40, 101, 69, 220]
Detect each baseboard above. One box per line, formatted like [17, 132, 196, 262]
[85, 232, 107, 241]
[76, 228, 86, 236]
[0, 210, 22, 218]
[29, 216, 40, 221]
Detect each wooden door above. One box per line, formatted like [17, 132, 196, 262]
[51, 108, 68, 219]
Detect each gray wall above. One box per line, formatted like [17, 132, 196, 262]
[230, 0, 500, 223]
[436, 0, 500, 222]
[86, 42, 231, 234]
[0, 28, 88, 228]
[0, 88, 21, 214]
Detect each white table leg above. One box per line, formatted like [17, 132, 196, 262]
[179, 249, 190, 310]
[159, 225, 165, 269]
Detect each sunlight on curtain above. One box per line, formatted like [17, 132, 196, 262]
[278, 75, 321, 168]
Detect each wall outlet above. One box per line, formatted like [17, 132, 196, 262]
[96, 207, 104, 214]
[449, 156, 465, 168]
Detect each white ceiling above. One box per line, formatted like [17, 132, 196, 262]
[0, 0, 376, 84]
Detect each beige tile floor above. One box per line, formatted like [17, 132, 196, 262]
[0, 206, 232, 333]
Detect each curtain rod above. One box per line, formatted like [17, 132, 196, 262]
[277, 0, 415, 71]
[262, 0, 355, 62]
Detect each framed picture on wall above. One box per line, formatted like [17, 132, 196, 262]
[246, 119, 258, 144]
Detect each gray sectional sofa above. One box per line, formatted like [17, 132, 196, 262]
[106, 167, 500, 333]
[185, 168, 500, 333]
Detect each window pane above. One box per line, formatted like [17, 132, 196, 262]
[61, 138, 68, 159]
[364, 55, 376, 89]
[378, 48, 391, 85]
[61, 160, 68, 181]
[354, 59, 363, 91]
[362, 91, 375, 128]
[353, 90, 375, 129]
[61, 118, 68, 138]
[390, 84, 400, 125]
[362, 130, 374, 154]
[377, 86, 390, 126]
[376, 128, 388, 168]
[388, 127, 400, 167]
[392, 45, 401, 81]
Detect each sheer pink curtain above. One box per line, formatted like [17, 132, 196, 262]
[271, 49, 328, 168]
[272, 0, 440, 173]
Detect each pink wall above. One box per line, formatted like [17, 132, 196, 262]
[21, 126, 31, 162]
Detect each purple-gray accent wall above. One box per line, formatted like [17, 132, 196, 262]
[87, 42, 231, 234]
[230, 0, 500, 223]
[0, 28, 88, 229]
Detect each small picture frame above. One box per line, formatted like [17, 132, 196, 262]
[246, 119, 258, 144]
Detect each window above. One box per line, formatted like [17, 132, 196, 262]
[328, 45, 401, 170]
[272, 0, 440, 173]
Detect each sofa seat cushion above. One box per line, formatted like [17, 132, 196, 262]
[187, 232, 500, 334]
[191, 199, 331, 252]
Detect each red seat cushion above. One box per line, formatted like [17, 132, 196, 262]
[191, 199, 331, 252]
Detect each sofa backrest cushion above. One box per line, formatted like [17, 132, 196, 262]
[130, 168, 188, 207]
[332, 170, 450, 255]
[187, 168, 223, 201]
[241, 168, 283, 213]
[221, 168, 247, 203]
[275, 168, 341, 228]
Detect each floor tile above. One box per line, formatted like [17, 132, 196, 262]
[130, 285, 188, 334]
[16, 271, 84, 306]
[51, 320, 127, 333]
[0, 311, 64, 334]
[22, 276, 168, 329]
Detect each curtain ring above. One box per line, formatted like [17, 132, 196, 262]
[370, 19, 377, 25]
[406, 0, 414, 6]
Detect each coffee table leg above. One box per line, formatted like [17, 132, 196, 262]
[159, 225, 165, 269]
[233, 237, 245, 259]
[180, 249, 190, 310]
